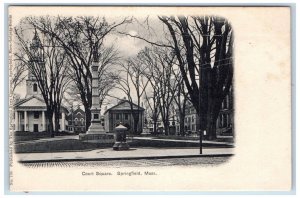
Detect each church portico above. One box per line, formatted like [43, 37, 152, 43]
[14, 107, 47, 132]
[14, 107, 68, 132]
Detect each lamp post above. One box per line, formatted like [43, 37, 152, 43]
[197, 71, 203, 155]
[199, 129, 202, 154]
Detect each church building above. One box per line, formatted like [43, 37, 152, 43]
[13, 31, 69, 132]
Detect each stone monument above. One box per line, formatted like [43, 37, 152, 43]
[79, 47, 114, 144]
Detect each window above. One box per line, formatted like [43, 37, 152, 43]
[219, 115, 223, 128]
[116, 114, 120, 120]
[34, 111, 39, 119]
[223, 96, 228, 109]
[94, 113, 99, 119]
[223, 114, 228, 128]
[75, 118, 78, 125]
[33, 83, 38, 92]
[124, 113, 128, 120]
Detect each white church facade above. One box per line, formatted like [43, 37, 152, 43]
[13, 31, 68, 133]
[14, 95, 69, 132]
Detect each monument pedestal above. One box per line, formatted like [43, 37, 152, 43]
[86, 122, 105, 134]
[79, 133, 114, 143]
[79, 121, 114, 143]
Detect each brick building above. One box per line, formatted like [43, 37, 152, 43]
[67, 107, 86, 133]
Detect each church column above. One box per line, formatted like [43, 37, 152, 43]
[24, 111, 28, 131]
[62, 112, 65, 131]
[15, 111, 19, 131]
[18, 112, 21, 131]
[42, 111, 46, 131]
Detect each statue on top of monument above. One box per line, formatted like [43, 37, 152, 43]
[92, 40, 100, 63]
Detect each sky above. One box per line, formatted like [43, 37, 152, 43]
[12, 14, 167, 111]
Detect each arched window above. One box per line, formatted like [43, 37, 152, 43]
[33, 83, 38, 92]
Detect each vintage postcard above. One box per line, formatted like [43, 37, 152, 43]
[7, 6, 292, 192]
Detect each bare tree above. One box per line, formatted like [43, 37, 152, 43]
[138, 46, 178, 136]
[121, 15, 233, 140]
[98, 46, 121, 108]
[25, 16, 131, 130]
[158, 16, 233, 140]
[115, 56, 149, 135]
[10, 60, 27, 92]
[15, 27, 71, 137]
[171, 67, 189, 136]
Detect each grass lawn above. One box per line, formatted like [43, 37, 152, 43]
[150, 135, 234, 143]
[14, 131, 77, 142]
[14, 138, 112, 153]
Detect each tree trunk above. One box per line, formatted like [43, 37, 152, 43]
[153, 121, 157, 135]
[164, 121, 169, 136]
[179, 113, 185, 136]
[206, 116, 217, 140]
[54, 111, 60, 135]
[85, 107, 91, 131]
[46, 110, 54, 138]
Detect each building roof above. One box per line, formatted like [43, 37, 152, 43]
[14, 95, 46, 108]
[104, 100, 145, 115]
[14, 95, 68, 113]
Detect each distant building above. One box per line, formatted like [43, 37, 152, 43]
[104, 100, 144, 134]
[216, 88, 234, 135]
[175, 87, 234, 136]
[144, 117, 177, 135]
[67, 107, 86, 133]
[13, 32, 68, 132]
[175, 101, 199, 136]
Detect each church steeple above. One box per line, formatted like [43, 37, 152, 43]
[29, 29, 43, 64]
[26, 29, 43, 98]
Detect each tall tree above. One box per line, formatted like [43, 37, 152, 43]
[158, 16, 233, 139]
[138, 46, 177, 135]
[25, 16, 131, 130]
[15, 28, 71, 137]
[116, 56, 149, 135]
[171, 67, 189, 136]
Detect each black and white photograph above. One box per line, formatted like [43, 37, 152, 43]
[7, 6, 292, 192]
[11, 9, 234, 167]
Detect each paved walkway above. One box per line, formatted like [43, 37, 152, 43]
[17, 147, 234, 163]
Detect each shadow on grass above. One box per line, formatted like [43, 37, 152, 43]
[15, 138, 113, 153]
